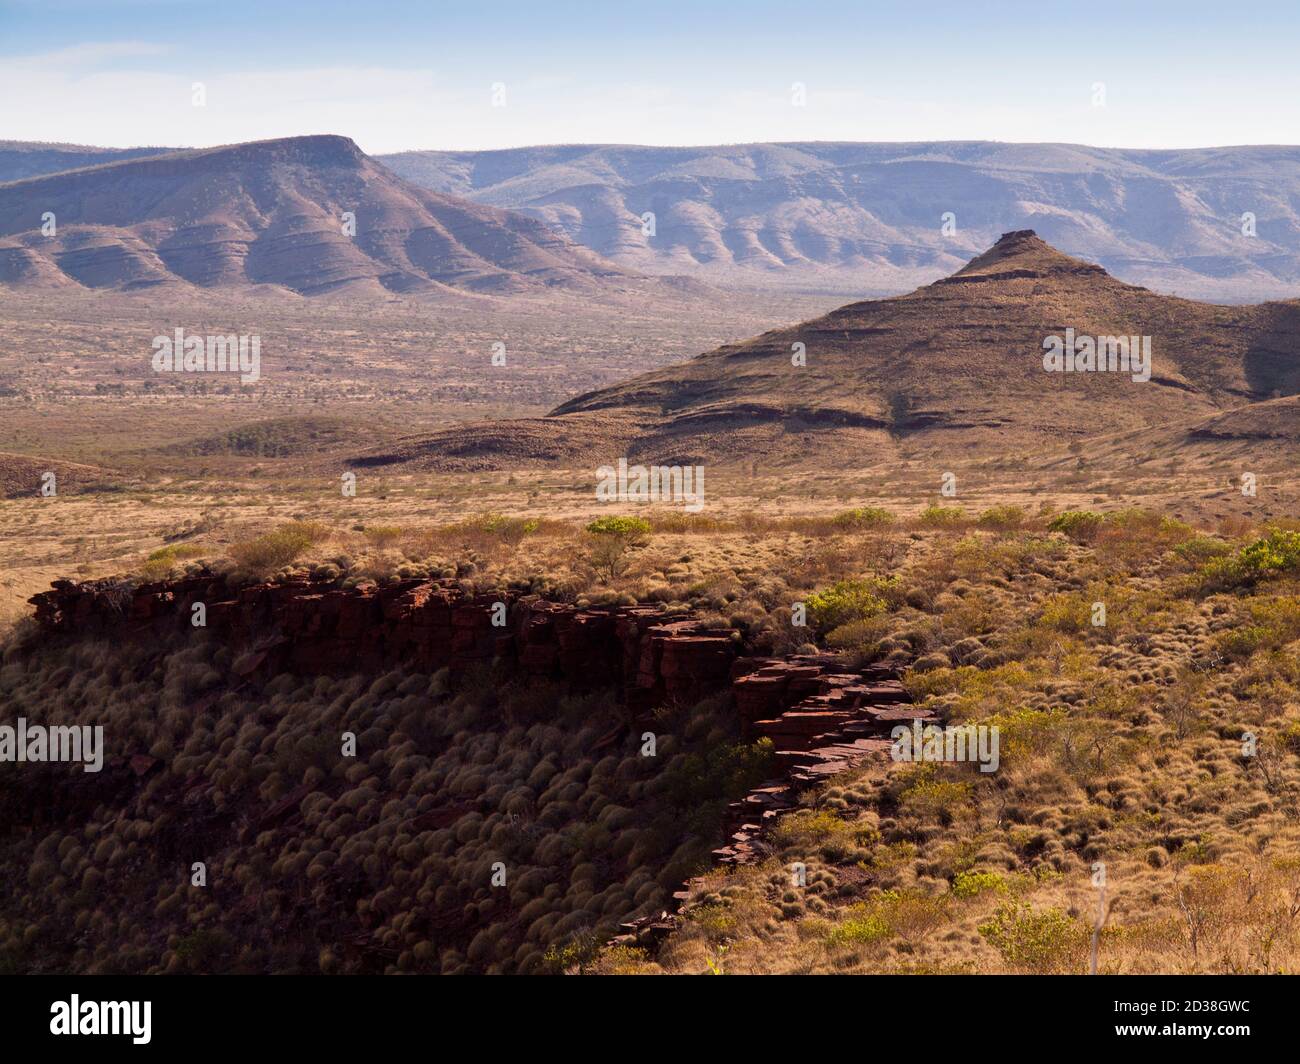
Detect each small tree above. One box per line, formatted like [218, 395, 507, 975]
[584, 516, 650, 584]
[1161, 668, 1207, 740]
[1173, 864, 1247, 970]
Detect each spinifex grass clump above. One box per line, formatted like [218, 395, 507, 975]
[0, 630, 771, 975]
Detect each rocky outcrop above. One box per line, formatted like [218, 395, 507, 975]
[28, 573, 747, 705]
[29, 568, 927, 780]
[613, 654, 937, 952]
[725, 655, 927, 831]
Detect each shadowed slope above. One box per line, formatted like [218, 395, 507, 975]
[0, 452, 117, 497]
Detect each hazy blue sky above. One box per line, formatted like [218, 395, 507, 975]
[2, 0, 1298, 152]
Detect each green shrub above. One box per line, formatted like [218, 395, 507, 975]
[479, 513, 540, 544]
[1172, 535, 1231, 567]
[147, 543, 204, 563]
[1236, 533, 1291, 584]
[140, 543, 205, 580]
[1048, 510, 1104, 543]
[827, 909, 892, 946]
[980, 707, 1057, 761]
[918, 505, 966, 528]
[978, 903, 1087, 973]
[1215, 626, 1272, 660]
[976, 505, 1026, 531]
[831, 506, 895, 529]
[585, 516, 651, 539]
[540, 931, 602, 974]
[805, 579, 888, 633]
[1199, 529, 1300, 592]
[660, 739, 774, 820]
[1213, 598, 1300, 659]
[951, 870, 1008, 899]
[1279, 720, 1300, 756]
[771, 809, 875, 856]
[583, 517, 651, 582]
[827, 890, 948, 946]
[897, 775, 972, 823]
[1038, 592, 1093, 633]
[228, 521, 329, 574]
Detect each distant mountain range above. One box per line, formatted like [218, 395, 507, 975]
[7, 137, 1300, 301]
[353, 231, 1300, 470]
[379, 141, 1300, 300]
[0, 136, 638, 296]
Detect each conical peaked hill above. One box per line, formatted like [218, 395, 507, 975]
[0, 135, 636, 295]
[354, 231, 1300, 470]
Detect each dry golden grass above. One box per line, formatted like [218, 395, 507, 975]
[586, 515, 1300, 974]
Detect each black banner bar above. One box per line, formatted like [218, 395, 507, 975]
[1, 974, 1287, 1052]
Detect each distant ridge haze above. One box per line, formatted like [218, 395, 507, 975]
[378, 140, 1300, 300]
